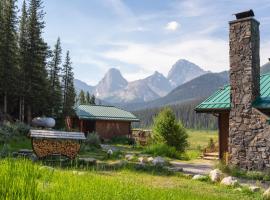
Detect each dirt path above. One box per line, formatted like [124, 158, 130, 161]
[170, 159, 215, 175]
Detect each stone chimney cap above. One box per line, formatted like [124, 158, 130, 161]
[234, 9, 254, 20]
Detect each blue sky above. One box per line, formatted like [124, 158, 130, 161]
[18, 0, 270, 85]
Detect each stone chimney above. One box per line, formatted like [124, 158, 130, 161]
[229, 10, 260, 168]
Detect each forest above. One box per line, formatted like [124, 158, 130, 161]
[133, 99, 218, 130]
[0, 0, 76, 125]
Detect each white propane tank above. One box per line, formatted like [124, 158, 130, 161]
[32, 117, 56, 128]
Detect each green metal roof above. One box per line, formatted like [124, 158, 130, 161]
[75, 105, 140, 122]
[196, 73, 270, 112]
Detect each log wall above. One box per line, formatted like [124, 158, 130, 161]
[95, 120, 131, 139]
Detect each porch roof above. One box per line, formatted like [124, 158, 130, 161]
[195, 73, 270, 112]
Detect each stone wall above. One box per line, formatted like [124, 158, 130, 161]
[229, 16, 270, 170]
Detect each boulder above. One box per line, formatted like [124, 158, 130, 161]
[152, 156, 165, 166]
[249, 186, 260, 192]
[138, 157, 148, 164]
[209, 169, 223, 182]
[147, 157, 154, 162]
[263, 188, 270, 199]
[192, 174, 207, 181]
[125, 154, 134, 161]
[220, 176, 238, 186]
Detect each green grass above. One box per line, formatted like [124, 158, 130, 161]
[0, 159, 262, 200]
[185, 129, 218, 160]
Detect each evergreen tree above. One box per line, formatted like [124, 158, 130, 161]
[90, 94, 96, 105]
[25, 0, 50, 123]
[152, 107, 188, 153]
[0, 0, 19, 115]
[18, 0, 28, 122]
[86, 92, 91, 105]
[78, 90, 86, 105]
[48, 37, 62, 117]
[62, 51, 75, 116]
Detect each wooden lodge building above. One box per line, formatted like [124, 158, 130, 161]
[196, 10, 270, 170]
[66, 105, 139, 139]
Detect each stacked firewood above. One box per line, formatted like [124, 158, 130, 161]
[32, 139, 80, 159]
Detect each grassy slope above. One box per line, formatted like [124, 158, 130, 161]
[0, 159, 261, 200]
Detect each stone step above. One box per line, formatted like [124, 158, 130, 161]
[204, 152, 219, 157]
[203, 156, 219, 160]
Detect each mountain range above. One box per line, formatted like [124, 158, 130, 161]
[74, 59, 270, 111]
[74, 59, 207, 104]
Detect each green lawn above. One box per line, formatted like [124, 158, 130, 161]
[0, 159, 262, 200]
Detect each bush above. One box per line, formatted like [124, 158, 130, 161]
[83, 132, 101, 149]
[152, 107, 188, 152]
[143, 143, 182, 159]
[109, 135, 135, 145]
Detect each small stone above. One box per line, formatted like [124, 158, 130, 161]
[138, 157, 148, 163]
[220, 176, 238, 186]
[192, 174, 207, 180]
[249, 186, 260, 192]
[152, 156, 165, 166]
[209, 169, 223, 182]
[125, 154, 134, 161]
[263, 188, 270, 200]
[147, 157, 154, 162]
[107, 149, 113, 155]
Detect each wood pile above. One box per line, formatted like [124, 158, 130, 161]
[32, 139, 81, 159]
[132, 129, 152, 146]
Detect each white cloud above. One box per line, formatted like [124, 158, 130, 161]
[102, 37, 229, 80]
[165, 21, 179, 31]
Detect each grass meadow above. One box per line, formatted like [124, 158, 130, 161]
[0, 158, 262, 200]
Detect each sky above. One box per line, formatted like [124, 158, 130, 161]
[18, 0, 270, 85]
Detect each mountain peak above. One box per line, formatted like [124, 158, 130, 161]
[167, 59, 207, 87]
[95, 68, 128, 97]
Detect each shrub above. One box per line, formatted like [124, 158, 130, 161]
[143, 143, 181, 159]
[84, 132, 101, 149]
[152, 107, 188, 152]
[109, 135, 135, 145]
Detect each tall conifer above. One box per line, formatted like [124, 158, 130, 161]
[48, 37, 62, 117]
[62, 51, 75, 116]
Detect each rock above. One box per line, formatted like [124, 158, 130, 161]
[220, 176, 238, 186]
[107, 149, 113, 155]
[138, 157, 148, 164]
[249, 186, 260, 192]
[192, 174, 207, 181]
[125, 154, 134, 161]
[147, 157, 154, 162]
[152, 156, 165, 166]
[209, 169, 223, 182]
[263, 188, 270, 199]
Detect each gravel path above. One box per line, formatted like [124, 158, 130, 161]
[170, 160, 214, 175]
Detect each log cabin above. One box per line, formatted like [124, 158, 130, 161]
[195, 10, 270, 170]
[66, 105, 139, 140]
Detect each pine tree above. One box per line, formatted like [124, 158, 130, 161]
[86, 92, 91, 105]
[48, 37, 62, 117]
[18, 0, 28, 122]
[25, 0, 50, 123]
[0, 0, 19, 115]
[90, 94, 96, 105]
[78, 90, 86, 105]
[62, 51, 75, 117]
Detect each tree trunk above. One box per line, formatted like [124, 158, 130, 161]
[27, 105, 32, 125]
[3, 92, 7, 114]
[22, 97, 25, 122]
